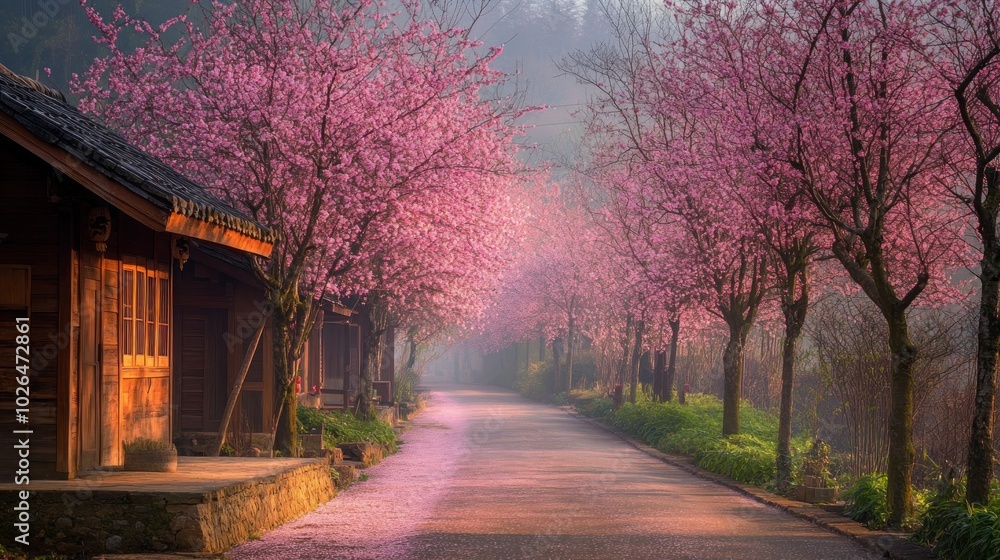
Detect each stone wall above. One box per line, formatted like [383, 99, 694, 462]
[377, 405, 399, 427]
[0, 459, 335, 556]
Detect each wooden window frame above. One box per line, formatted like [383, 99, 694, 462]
[0, 265, 31, 311]
[122, 256, 169, 370]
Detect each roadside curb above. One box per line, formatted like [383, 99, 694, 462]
[561, 407, 937, 560]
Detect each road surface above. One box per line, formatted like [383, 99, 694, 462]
[229, 381, 876, 560]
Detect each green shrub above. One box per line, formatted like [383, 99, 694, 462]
[913, 500, 1000, 560]
[844, 474, 890, 529]
[575, 393, 614, 419]
[297, 406, 396, 449]
[123, 437, 176, 452]
[694, 434, 776, 486]
[912, 483, 1000, 560]
[576, 392, 803, 487]
[517, 360, 553, 400]
[394, 366, 420, 403]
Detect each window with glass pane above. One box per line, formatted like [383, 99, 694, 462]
[122, 269, 134, 356]
[122, 260, 170, 369]
[147, 275, 156, 357]
[135, 269, 146, 360]
[158, 275, 169, 358]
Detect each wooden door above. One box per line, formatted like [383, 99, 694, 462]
[176, 307, 228, 432]
[79, 275, 100, 471]
[321, 323, 347, 407]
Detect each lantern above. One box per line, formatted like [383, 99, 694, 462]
[87, 207, 111, 252]
[172, 237, 191, 271]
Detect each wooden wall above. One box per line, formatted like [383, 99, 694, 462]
[233, 282, 272, 433]
[0, 136, 69, 478]
[0, 135, 177, 478]
[117, 215, 172, 452]
[173, 254, 274, 435]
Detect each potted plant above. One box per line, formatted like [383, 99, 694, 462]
[123, 437, 178, 473]
[796, 439, 838, 503]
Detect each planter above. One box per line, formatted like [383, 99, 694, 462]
[124, 448, 178, 472]
[795, 484, 838, 504]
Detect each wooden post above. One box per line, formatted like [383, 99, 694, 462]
[212, 317, 267, 456]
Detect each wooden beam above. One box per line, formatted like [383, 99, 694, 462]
[165, 213, 273, 258]
[324, 300, 353, 318]
[212, 315, 266, 456]
[55, 207, 75, 479]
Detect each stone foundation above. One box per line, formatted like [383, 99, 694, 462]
[377, 405, 399, 427]
[0, 458, 335, 556]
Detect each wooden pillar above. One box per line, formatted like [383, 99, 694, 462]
[56, 205, 76, 478]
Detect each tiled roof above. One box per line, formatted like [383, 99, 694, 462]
[0, 65, 275, 245]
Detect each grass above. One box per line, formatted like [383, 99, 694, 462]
[0, 544, 67, 560]
[297, 406, 397, 450]
[843, 473, 891, 529]
[573, 390, 809, 488]
[911, 482, 1000, 559]
[122, 437, 176, 452]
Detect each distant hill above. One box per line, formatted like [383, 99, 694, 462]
[1, 0, 190, 98]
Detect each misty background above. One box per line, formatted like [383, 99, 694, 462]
[0, 0, 629, 166]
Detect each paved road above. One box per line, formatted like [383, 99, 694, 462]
[230, 381, 876, 560]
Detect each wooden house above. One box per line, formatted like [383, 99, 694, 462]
[299, 300, 396, 410]
[0, 67, 273, 479]
[174, 242, 370, 450]
[300, 298, 361, 409]
[172, 243, 276, 447]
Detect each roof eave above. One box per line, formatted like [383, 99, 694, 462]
[0, 109, 272, 258]
[165, 212, 272, 257]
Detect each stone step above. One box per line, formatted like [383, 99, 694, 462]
[331, 463, 357, 489]
[337, 442, 383, 466]
[302, 446, 342, 465]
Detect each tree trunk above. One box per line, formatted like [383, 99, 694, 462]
[968, 211, 1000, 504]
[271, 315, 298, 455]
[618, 314, 633, 388]
[539, 335, 545, 361]
[776, 305, 806, 492]
[664, 318, 680, 402]
[552, 338, 561, 395]
[722, 320, 751, 436]
[358, 294, 388, 422]
[777, 264, 808, 493]
[885, 311, 917, 527]
[405, 329, 418, 370]
[214, 317, 267, 456]
[566, 315, 576, 393]
[652, 350, 665, 402]
[629, 320, 644, 403]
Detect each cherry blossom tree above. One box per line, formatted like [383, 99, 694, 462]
[587, 169, 701, 403]
[674, 0, 829, 493]
[562, 0, 770, 436]
[357, 166, 526, 418]
[687, 0, 968, 524]
[920, 0, 1000, 505]
[477, 184, 599, 394]
[75, 0, 526, 444]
